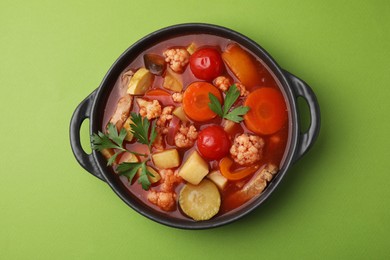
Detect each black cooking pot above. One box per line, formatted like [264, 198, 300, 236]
[70, 23, 320, 229]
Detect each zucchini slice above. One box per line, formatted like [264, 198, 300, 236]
[179, 179, 221, 221]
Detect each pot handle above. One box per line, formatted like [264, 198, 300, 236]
[69, 90, 105, 181]
[284, 71, 321, 163]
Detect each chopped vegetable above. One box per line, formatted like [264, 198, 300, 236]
[145, 89, 171, 96]
[163, 70, 183, 92]
[244, 87, 287, 135]
[186, 42, 197, 55]
[179, 179, 221, 221]
[166, 116, 180, 146]
[152, 149, 180, 169]
[172, 106, 188, 122]
[219, 157, 259, 181]
[127, 68, 154, 95]
[143, 166, 161, 184]
[178, 150, 209, 185]
[207, 171, 228, 190]
[144, 53, 166, 76]
[208, 84, 249, 123]
[222, 43, 262, 89]
[122, 117, 134, 141]
[182, 81, 222, 121]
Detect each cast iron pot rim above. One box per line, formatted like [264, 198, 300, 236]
[90, 23, 301, 229]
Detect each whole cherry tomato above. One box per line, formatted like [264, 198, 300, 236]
[190, 48, 224, 81]
[197, 125, 231, 160]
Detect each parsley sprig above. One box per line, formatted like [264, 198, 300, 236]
[208, 84, 250, 123]
[129, 113, 157, 150]
[116, 161, 154, 190]
[90, 113, 157, 190]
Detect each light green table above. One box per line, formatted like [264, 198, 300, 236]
[1, 0, 389, 259]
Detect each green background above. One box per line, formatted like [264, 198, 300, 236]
[1, 0, 389, 259]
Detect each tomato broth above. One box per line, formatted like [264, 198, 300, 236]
[98, 34, 289, 221]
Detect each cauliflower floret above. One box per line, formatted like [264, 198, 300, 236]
[172, 92, 183, 103]
[230, 134, 264, 165]
[235, 82, 249, 97]
[146, 169, 182, 211]
[136, 98, 161, 120]
[147, 190, 176, 211]
[152, 132, 164, 151]
[159, 169, 182, 191]
[214, 76, 232, 92]
[213, 77, 248, 96]
[163, 48, 190, 73]
[156, 106, 174, 134]
[174, 124, 198, 148]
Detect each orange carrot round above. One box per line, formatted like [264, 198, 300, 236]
[244, 87, 287, 135]
[182, 82, 222, 122]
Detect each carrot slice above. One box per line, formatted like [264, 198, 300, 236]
[219, 157, 259, 181]
[182, 81, 222, 121]
[222, 43, 263, 90]
[145, 89, 171, 96]
[244, 87, 287, 135]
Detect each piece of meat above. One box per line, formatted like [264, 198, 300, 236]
[224, 164, 278, 210]
[240, 164, 278, 198]
[109, 94, 132, 130]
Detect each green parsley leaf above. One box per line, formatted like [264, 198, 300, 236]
[117, 162, 143, 183]
[225, 106, 250, 123]
[106, 151, 121, 166]
[208, 93, 224, 117]
[130, 113, 157, 150]
[138, 163, 152, 190]
[223, 84, 241, 115]
[208, 84, 250, 123]
[91, 123, 126, 152]
[117, 161, 152, 190]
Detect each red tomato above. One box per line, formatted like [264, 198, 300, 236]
[190, 48, 224, 81]
[197, 125, 231, 160]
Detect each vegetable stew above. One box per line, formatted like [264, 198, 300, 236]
[92, 34, 289, 221]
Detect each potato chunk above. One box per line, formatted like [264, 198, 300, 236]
[207, 170, 228, 190]
[152, 149, 180, 169]
[127, 68, 154, 95]
[144, 166, 161, 184]
[163, 70, 183, 92]
[178, 150, 209, 185]
[122, 117, 134, 141]
[179, 179, 221, 221]
[172, 106, 188, 122]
